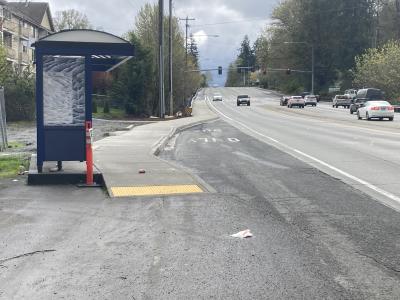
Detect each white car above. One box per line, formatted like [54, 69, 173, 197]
[332, 95, 351, 108]
[357, 101, 394, 121]
[287, 96, 305, 108]
[213, 94, 222, 101]
[304, 95, 317, 107]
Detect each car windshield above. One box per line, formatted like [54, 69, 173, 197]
[337, 96, 348, 99]
[238, 95, 249, 98]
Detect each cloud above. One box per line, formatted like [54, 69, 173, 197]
[192, 30, 208, 47]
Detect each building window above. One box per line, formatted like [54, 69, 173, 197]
[31, 49, 35, 62]
[3, 32, 12, 48]
[21, 40, 28, 53]
[3, 9, 11, 20]
[32, 27, 37, 38]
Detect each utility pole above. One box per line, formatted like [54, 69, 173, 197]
[168, 0, 173, 116]
[311, 45, 314, 95]
[158, 0, 165, 118]
[179, 16, 195, 106]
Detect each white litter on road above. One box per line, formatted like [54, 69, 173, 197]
[231, 229, 253, 238]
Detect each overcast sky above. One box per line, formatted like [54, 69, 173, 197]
[46, 0, 278, 85]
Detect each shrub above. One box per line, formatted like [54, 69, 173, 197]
[4, 70, 35, 122]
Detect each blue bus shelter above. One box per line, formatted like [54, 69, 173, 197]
[33, 29, 134, 173]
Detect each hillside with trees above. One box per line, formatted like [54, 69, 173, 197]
[226, 0, 400, 99]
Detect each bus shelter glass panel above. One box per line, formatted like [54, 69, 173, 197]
[43, 56, 85, 126]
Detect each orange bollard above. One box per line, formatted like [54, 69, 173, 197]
[85, 121, 94, 185]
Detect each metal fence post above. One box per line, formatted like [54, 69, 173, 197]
[0, 88, 7, 151]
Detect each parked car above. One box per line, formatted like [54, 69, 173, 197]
[350, 88, 385, 114]
[344, 89, 357, 100]
[237, 95, 250, 106]
[287, 96, 305, 108]
[357, 101, 394, 121]
[332, 95, 351, 108]
[213, 94, 222, 101]
[304, 95, 317, 107]
[280, 96, 290, 106]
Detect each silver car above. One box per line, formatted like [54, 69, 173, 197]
[213, 94, 223, 101]
[357, 101, 394, 121]
[304, 95, 317, 107]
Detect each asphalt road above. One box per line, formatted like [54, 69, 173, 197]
[161, 116, 400, 298]
[205, 87, 400, 212]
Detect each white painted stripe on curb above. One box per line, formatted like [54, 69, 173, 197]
[206, 96, 400, 209]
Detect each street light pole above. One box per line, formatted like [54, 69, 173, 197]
[158, 0, 165, 118]
[311, 45, 314, 95]
[168, 0, 173, 116]
[179, 16, 195, 107]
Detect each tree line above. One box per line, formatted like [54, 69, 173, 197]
[226, 0, 400, 101]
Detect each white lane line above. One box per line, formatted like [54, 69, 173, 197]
[206, 96, 400, 208]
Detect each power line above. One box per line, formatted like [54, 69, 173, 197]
[191, 17, 268, 27]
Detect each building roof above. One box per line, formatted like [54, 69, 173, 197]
[7, 1, 54, 32]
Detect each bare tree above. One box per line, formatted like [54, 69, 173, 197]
[54, 9, 92, 31]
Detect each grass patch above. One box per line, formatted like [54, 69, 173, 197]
[7, 141, 24, 149]
[93, 106, 126, 119]
[0, 155, 30, 178]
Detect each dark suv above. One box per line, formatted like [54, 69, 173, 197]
[350, 88, 384, 114]
[237, 95, 250, 106]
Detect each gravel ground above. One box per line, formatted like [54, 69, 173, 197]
[3, 119, 149, 154]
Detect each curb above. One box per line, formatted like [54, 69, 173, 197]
[152, 116, 219, 156]
[151, 97, 219, 156]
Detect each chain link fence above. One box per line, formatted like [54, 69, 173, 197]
[0, 88, 8, 151]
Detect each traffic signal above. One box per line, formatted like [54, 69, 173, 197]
[218, 66, 222, 75]
[286, 69, 291, 75]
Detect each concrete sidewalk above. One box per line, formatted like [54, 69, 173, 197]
[94, 97, 218, 197]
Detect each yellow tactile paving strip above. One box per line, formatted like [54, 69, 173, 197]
[111, 184, 203, 197]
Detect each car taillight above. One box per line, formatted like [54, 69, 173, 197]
[370, 107, 379, 110]
[388, 106, 394, 111]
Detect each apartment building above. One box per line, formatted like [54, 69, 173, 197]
[0, 1, 54, 70]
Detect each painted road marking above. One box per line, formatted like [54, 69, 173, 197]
[206, 96, 400, 210]
[228, 138, 240, 143]
[189, 137, 240, 143]
[111, 184, 203, 197]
